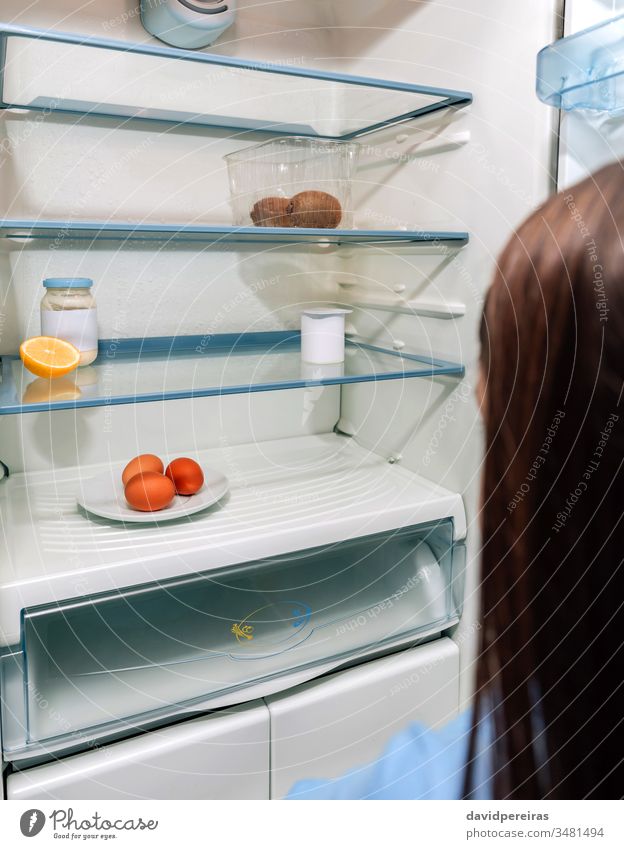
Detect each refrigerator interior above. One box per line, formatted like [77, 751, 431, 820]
[0, 0, 559, 789]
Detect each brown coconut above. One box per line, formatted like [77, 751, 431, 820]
[250, 196, 293, 227]
[287, 191, 342, 229]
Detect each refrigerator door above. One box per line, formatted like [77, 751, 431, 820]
[6, 702, 269, 801]
[267, 638, 459, 799]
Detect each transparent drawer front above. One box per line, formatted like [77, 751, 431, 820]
[17, 521, 459, 746]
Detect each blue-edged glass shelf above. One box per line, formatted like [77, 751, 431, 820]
[537, 13, 624, 112]
[0, 23, 472, 139]
[0, 332, 465, 415]
[0, 220, 469, 246]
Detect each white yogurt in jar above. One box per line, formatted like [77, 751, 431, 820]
[40, 278, 98, 367]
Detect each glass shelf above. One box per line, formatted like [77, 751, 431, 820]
[0, 23, 472, 139]
[0, 332, 464, 415]
[537, 13, 624, 112]
[0, 220, 469, 246]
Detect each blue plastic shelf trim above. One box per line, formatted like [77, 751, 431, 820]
[0, 220, 469, 246]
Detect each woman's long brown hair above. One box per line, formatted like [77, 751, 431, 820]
[466, 161, 624, 799]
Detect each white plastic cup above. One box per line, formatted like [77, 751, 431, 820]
[301, 308, 352, 364]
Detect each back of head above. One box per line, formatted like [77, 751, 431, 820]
[473, 161, 624, 798]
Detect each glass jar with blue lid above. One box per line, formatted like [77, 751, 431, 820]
[40, 278, 98, 367]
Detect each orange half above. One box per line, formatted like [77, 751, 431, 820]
[20, 336, 81, 379]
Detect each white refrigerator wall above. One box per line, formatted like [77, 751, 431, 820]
[0, 2, 558, 702]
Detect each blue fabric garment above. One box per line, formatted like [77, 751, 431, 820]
[287, 710, 493, 800]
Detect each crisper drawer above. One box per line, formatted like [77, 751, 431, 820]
[268, 638, 459, 799]
[1, 520, 463, 755]
[7, 702, 270, 800]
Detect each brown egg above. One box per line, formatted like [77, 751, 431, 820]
[124, 471, 176, 512]
[250, 196, 293, 227]
[287, 191, 342, 228]
[165, 458, 205, 496]
[122, 454, 164, 486]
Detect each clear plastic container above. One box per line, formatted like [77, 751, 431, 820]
[40, 278, 98, 367]
[537, 13, 624, 113]
[224, 137, 360, 228]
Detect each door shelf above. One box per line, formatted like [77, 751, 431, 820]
[0, 220, 469, 247]
[0, 331, 465, 416]
[537, 13, 624, 113]
[0, 23, 472, 139]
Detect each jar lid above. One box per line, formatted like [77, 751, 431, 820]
[43, 277, 93, 289]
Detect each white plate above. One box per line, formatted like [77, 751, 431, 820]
[76, 467, 229, 523]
